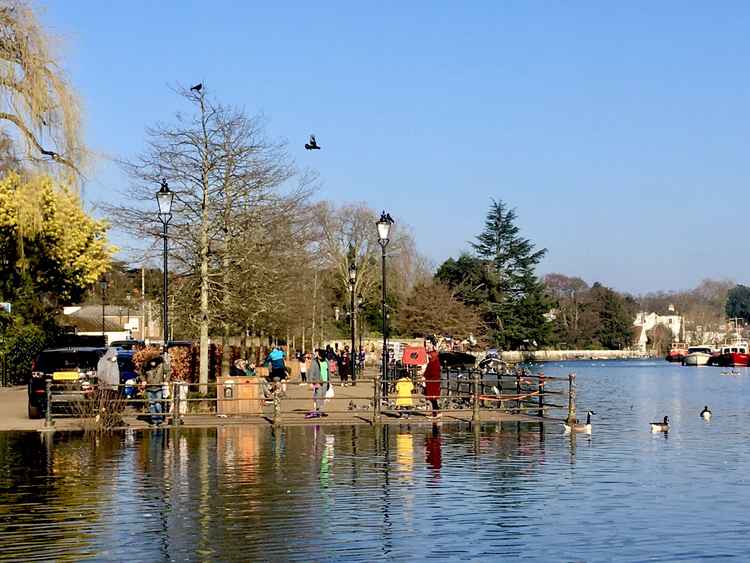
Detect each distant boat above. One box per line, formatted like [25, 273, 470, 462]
[666, 343, 689, 363]
[714, 341, 750, 367]
[682, 346, 714, 366]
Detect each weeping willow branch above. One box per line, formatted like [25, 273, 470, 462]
[0, 2, 85, 179]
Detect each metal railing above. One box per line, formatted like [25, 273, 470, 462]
[41, 368, 580, 428]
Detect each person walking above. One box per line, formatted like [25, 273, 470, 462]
[326, 345, 339, 386]
[423, 335, 441, 419]
[298, 351, 308, 385]
[306, 349, 329, 418]
[340, 346, 351, 386]
[141, 355, 166, 426]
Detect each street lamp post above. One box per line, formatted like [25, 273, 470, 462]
[349, 262, 357, 386]
[356, 297, 364, 370]
[156, 179, 174, 348]
[125, 293, 132, 338]
[99, 278, 108, 343]
[375, 211, 394, 418]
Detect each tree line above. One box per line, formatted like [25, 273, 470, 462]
[2, 1, 749, 387]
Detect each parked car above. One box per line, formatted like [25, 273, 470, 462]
[116, 350, 139, 399]
[51, 334, 106, 348]
[439, 351, 476, 369]
[27, 347, 106, 419]
[109, 339, 145, 351]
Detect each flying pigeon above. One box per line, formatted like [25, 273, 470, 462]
[190, 83, 202, 92]
[304, 134, 321, 150]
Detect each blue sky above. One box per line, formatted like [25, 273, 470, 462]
[41, 1, 750, 294]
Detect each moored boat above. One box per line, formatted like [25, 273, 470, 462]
[682, 346, 714, 366]
[666, 343, 689, 363]
[714, 341, 750, 367]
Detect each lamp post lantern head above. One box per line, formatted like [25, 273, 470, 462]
[156, 178, 174, 223]
[99, 278, 108, 292]
[376, 211, 394, 247]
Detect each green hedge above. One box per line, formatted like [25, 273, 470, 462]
[0, 320, 48, 385]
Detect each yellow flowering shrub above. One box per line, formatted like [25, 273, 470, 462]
[0, 171, 115, 301]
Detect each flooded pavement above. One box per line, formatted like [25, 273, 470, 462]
[2, 360, 750, 561]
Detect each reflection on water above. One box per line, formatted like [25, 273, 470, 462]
[2, 361, 750, 560]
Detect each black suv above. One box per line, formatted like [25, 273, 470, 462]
[28, 347, 105, 419]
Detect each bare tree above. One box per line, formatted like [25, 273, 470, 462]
[315, 202, 382, 305]
[313, 202, 430, 347]
[399, 281, 483, 340]
[109, 86, 313, 390]
[0, 1, 84, 177]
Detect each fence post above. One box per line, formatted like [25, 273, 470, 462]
[566, 372, 577, 425]
[472, 369, 480, 424]
[373, 367, 382, 423]
[537, 373, 545, 417]
[45, 379, 53, 428]
[173, 382, 182, 425]
[515, 371, 522, 414]
[273, 384, 281, 425]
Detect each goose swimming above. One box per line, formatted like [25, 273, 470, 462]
[650, 415, 670, 433]
[563, 410, 595, 434]
[700, 406, 712, 420]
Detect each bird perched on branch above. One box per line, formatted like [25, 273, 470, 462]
[305, 134, 321, 150]
[190, 83, 202, 92]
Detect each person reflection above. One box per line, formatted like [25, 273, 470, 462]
[320, 433, 335, 488]
[396, 431, 414, 475]
[425, 424, 442, 472]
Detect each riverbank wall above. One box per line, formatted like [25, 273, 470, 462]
[499, 349, 651, 362]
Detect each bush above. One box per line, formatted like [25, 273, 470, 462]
[70, 388, 126, 432]
[132, 346, 161, 375]
[169, 346, 191, 381]
[0, 321, 47, 384]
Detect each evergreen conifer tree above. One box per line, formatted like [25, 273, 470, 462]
[470, 199, 551, 348]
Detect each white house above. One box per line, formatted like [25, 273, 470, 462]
[633, 305, 684, 352]
[60, 304, 161, 345]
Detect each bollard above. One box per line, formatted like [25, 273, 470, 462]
[44, 379, 53, 428]
[537, 374, 545, 418]
[472, 369, 480, 424]
[566, 372, 577, 425]
[273, 385, 281, 425]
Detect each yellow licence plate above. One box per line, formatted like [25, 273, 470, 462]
[53, 371, 79, 381]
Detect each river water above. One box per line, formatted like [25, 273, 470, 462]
[2, 360, 750, 561]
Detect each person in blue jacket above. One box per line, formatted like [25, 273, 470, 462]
[264, 346, 287, 396]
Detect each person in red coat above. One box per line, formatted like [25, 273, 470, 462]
[423, 335, 441, 418]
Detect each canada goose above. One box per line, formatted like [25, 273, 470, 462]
[563, 410, 595, 434]
[650, 416, 670, 432]
[700, 406, 712, 420]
